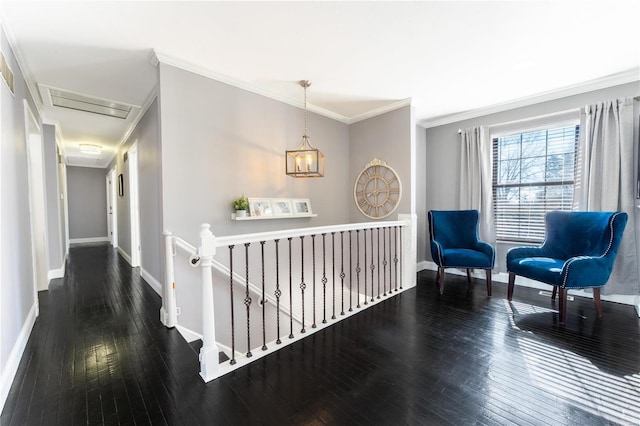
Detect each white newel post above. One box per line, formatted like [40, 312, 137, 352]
[161, 231, 178, 328]
[398, 213, 417, 289]
[199, 223, 219, 382]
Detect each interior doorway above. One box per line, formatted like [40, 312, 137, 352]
[24, 101, 49, 298]
[107, 167, 118, 247]
[127, 143, 140, 267]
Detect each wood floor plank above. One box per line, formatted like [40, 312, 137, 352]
[1, 244, 639, 425]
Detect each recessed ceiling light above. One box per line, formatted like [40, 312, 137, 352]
[79, 144, 102, 154]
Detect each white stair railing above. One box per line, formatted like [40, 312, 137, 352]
[162, 213, 417, 382]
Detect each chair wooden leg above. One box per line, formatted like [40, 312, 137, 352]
[485, 269, 492, 297]
[466, 268, 472, 283]
[438, 267, 445, 295]
[558, 288, 567, 324]
[507, 273, 516, 301]
[551, 286, 557, 300]
[435, 268, 441, 287]
[593, 287, 603, 317]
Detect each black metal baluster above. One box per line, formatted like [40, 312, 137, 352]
[340, 231, 345, 315]
[322, 234, 327, 324]
[399, 226, 403, 290]
[260, 241, 267, 351]
[312, 235, 317, 329]
[244, 243, 252, 358]
[288, 237, 294, 339]
[331, 232, 336, 320]
[394, 226, 399, 292]
[363, 229, 368, 306]
[377, 228, 381, 299]
[349, 230, 353, 312]
[300, 236, 306, 333]
[274, 239, 281, 345]
[389, 227, 393, 293]
[229, 245, 236, 365]
[370, 228, 375, 303]
[356, 230, 361, 308]
[383, 227, 388, 297]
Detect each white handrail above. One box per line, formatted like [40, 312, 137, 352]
[214, 220, 405, 247]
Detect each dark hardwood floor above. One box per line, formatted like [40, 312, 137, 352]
[2, 244, 639, 425]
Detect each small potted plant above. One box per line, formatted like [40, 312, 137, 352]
[232, 194, 249, 218]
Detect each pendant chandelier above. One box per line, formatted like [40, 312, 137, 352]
[286, 80, 324, 178]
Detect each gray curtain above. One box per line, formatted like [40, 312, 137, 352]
[459, 126, 495, 245]
[575, 98, 639, 295]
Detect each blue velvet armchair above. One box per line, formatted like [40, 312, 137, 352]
[507, 211, 627, 323]
[428, 210, 495, 296]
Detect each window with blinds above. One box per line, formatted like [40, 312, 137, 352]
[492, 124, 579, 242]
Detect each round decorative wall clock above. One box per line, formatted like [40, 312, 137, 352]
[354, 158, 402, 219]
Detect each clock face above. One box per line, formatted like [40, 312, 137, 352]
[354, 159, 402, 219]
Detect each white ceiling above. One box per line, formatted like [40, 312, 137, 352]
[1, 1, 639, 168]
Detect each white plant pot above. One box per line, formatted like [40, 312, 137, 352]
[236, 210, 247, 218]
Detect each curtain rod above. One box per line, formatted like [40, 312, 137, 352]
[457, 97, 639, 134]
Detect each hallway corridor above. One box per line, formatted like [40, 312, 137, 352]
[2, 243, 639, 425]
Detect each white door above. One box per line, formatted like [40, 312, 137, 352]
[107, 168, 118, 247]
[24, 101, 49, 295]
[128, 144, 140, 267]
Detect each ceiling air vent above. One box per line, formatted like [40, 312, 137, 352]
[0, 51, 15, 95]
[40, 85, 133, 119]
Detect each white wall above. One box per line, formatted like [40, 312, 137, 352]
[67, 166, 108, 240]
[0, 23, 41, 411]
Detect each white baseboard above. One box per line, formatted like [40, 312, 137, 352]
[47, 257, 66, 281]
[419, 260, 637, 306]
[176, 325, 202, 343]
[141, 268, 162, 296]
[1, 302, 37, 412]
[69, 236, 109, 244]
[117, 246, 132, 266]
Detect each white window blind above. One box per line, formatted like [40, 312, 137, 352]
[492, 125, 579, 242]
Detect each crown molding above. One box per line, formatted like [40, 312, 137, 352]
[153, 49, 412, 124]
[0, 9, 44, 117]
[419, 68, 640, 129]
[153, 49, 362, 125]
[349, 98, 412, 124]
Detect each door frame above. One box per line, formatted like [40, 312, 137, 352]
[106, 167, 118, 247]
[128, 143, 140, 267]
[23, 100, 49, 300]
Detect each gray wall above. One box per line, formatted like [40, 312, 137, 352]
[420, 81, 640, 272]
[109, 98, 163, 285]
[42, 124, 64, 270]
[67, 166, 108, 240]
[349, 106, 413, 222]
[415, 124, 427, 263]
[158, 63, 352, 244]
[0, 23, 42, 406]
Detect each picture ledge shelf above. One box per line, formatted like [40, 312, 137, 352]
[232, 197, 315, 221]
[231, 213, 317, 221]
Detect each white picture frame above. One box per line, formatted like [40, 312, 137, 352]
[292, 198, 312, 215]
[248, 198, 272, 217]
[271, 199, 293, 216]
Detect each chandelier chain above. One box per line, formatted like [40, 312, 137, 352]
[304, 82, 308, 137]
